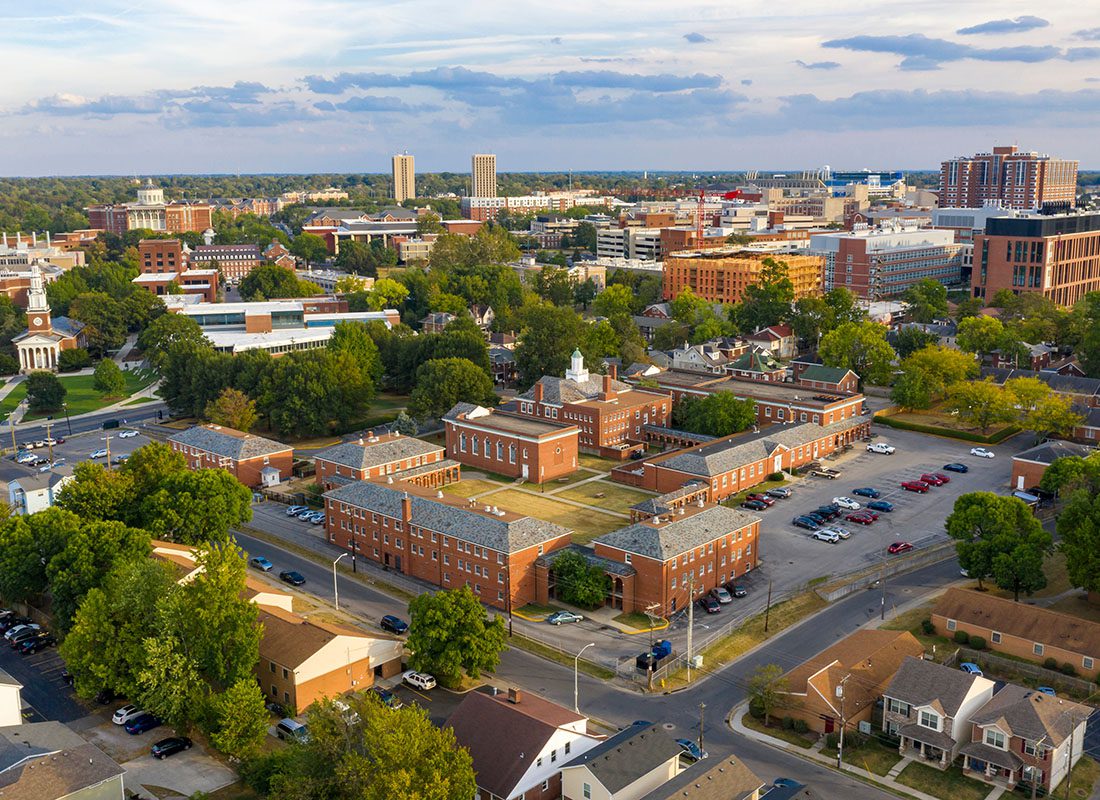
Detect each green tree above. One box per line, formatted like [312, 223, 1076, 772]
[0, 509, 76, 602]
[818, 321, 896, 385]
[392, 410, 419, 435]
[670, 287, 710, 325]
[408, 358, 497, 420]
[415, 212, 444, 236]
[258, 350, 375, 437]
[944, 379, 1016, 433]
[1055, 479, 1100, 597]
[903, 279, 949, 323]
[672, 392, 757, 437]
[206, 679, 270, 759]
[1024, 394, 1083, 443]
[120, 442, 188, 512]
[550, 550, 610, 610]
[824, 287, 865, 327]
[890, 370, 933, 411]
[55, 461, 133, 521]
[592, 283, 634, 319]
[894, 327, 939, 359]
[953, 296, 985, 320]
[514, 305, 587, 386]
[366, 278, 410, 311]
[790, 296, 830, 347]
[1004, 376, 1050, 414]
[239, 264, 321, 301]
[735, 257, 794, 333]
[945, 493, 1051, 598]
[747, 663, 789, 726]
[93, 358, 126, 396]
[1076, 292, 1100, 378]
[290, 232, 329, 265]
[57, 347, 92, 372]
[573, 221, 598, 252]
[205, 387, 258, 432]
[328, 321, 383, 383]
[122, 290, 166, 332]
[139, 469, 252, 545]
[573, 278, 598, 310]
[956, 315, 1006, 360]
[69, 291, 127, 356]
[137, 635, 206, 728]
[25, 370, 66, 413]
[137, 313, 210, 371]
[407, 586, 507, 688]
[531, 266, 575, 307]
[896, 345, 977, 401]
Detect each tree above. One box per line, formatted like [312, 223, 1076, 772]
[137, 313, 210, 371]
[25, 370, 66, 413]
[408, 358, 497, 420]
[0, 509, 76, 602]
[945, 493, 1051, 598]
[573, 278, 597, 310]
[336, 274, 372, 294]
[531, 266, 575, 307]
[673, 392, 757, 437]
[69, 292, 127, 356]
[290, 232, 329, 265]
[550, 550, 610, 609]
[93, 358, 126, 397]
[790, 296, 830, 347]
[406, 586, 507, 688]
[903, 279, 949, 323]
[366, 278, 410, 311]
[57, 347, 92, 371]
[944, 379, 1016, 433]
[328, 321, 383, 382]
[824, 287, 865, 327]
[416, 211, 444, 236]
[818, 321, 896, 385]
[56, 461, 133, 521]
[574, 221, 598, 252]
[890, 370, 933, 411]
[670, 287, 710, 325]
[120, 442, 188, 507]
[122, 290, 166, 331]
[206, 679, 270, 759]
[258, 349, 376, 437]
[592, 284, 634, 319]
[956, 315, 1006, 360]
[896, 345, 977, 401]
[1024, 394, 1083, 443]
[239, 264, 321, 301]
[1055, 483, 1100, 597]
[953, 296, 985, 320]
[205, 387, 258, 432]
[1077, 292, 1100, 378]
[139, 469, 252, 545]
[735, 258, 794, 333]
[514, 305, 587, 387]
[747, 663, 789, 726]
[392, 410, 419, 435]
[1004, 376, 1050, 414]
[894, 327, 938, 359]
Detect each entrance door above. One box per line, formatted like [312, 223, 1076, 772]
[1016, 475, 1025, 490]
[773, 455, 782, 473]
[521, 464, 529, 479]
[395, 555, 402, 572]
[823, 716, 835, 733]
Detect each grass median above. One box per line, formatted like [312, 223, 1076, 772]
[509, 633, 616, 680]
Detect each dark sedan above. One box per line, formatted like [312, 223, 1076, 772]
[151, 736, 192, 759]
[124, 713, 162, 735]
[851, 487, 880, 498]
[725, 582, 748, 598]
[815, 505, 842, 519]
[380, 615, 408, 635]
[867, 500, 894, 513]
[740, 499, 768, 511]
[279, 570, 306, 586]
[699, 596, 721, 614]
[8, 627, 43, 649]
[19, 631, 56, 654]
[792, 516, 820, 531]
[942, 463, 969, 473]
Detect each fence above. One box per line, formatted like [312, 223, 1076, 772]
[814, 541, 958, 602]
[946, 647, 1099, 696]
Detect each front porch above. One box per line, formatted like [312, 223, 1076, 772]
[959, 741, 1028, 791]
[898, 724, 957, 770]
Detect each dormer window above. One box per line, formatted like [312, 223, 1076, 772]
[919, 710, 940, 731]
[984, 729, 1006, 750]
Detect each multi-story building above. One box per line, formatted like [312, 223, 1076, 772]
[85, 180, 213, 234]
[971, 211, 1100, 307]
[322, 479, 572, 610]
[189, 244, 263, 281]
[12, 264, 86, 372]
[168, 424, 294, 488]
[662, 247, 823, 303]
[940, 146, 1078, 210]
[312, 432, 453, 491]
[392, 154, 415, 203]
[132, 239, 219, 302]
[471, 154, 497, 198]
[509, 354, 672, 458]
[0, 231, 85, 271]
[461, 193, 617, 222]
[0, 262, 64, 308]
[596, 227, 663, 261]
[443, 403, 580, 483]
[138, 238, 185, 274]
[810, 224, 964, 299]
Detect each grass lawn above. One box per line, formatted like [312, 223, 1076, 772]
[895, 763, 988, 800]
[483, 488, 624, 542]
[613, 611, 666, 631]
[510, 633, 616, 680]
[823, 738, 903, 777]
[1067, 755, 1100, 800]
[555, 481, 654, 514]
[205, 782, 263, 800]
[1047, 594, 1100, 624]
[439, 479, 506, 498]
[879, 601, 954, 658]
[987, 550, 1072, 600]
[533, 469, 602, 489]
[122, 395, 159, 406]
[516, 602, 561, 619]
[4, 371, 158, 420]
[741, 714, 815, 749]
[885, 405, 1016, 437]
[578, 453, 625, 472]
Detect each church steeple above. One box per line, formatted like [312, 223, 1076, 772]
[26, 263, 52, 335]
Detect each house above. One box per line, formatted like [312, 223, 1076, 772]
[932, 588, 1100, 679]
[894, 320, 958, 349]
[1042, 356, 1085, 378]
[168, 424, 294, 488]
[490, 331, 518, 350]
[632, 314, 675, 342]
[312, 432, 453, 492]
[882, 656, 996, 768]
[150, 539, 294, 612]
[725, 349, 786, 382]
[490, 345, 519, 385]
[0, 669, 22, 727]
[746, 324, 797, 359]
[560, 724, 685, 800]
[1010, 441, 1093, 491]
[777, 629, 925, 734]
[641, 303, 671, 319]
[0, 721, 125, 800]
[420, 311, 456, 333]
[637, 756, 765, 800]
[981, 367, 1100, 409]
[990, 342, 1055, 372]
[256, 604, 403, 714]
[796, 365, 860, 394]
[669, 344, 732, 374]
[264, 240, 296, 269]
[447, 687, 603, 800]
[7, 468, 73, 515]
[469, 304, 495, 330]
[961, 684, 1090, 793]
[444, 403, 580, 483]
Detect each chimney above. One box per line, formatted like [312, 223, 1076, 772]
[533, 382, 544, 404]
[401, 494, 412, 525]
[609, 363, 618, 381]
[601, 374, 615, 400]
[508, 688, 522, 704]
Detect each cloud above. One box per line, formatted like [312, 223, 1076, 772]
[741, 79, 753, 86]
[683, 32, 711, 44]
[1076, 28, 1100, 41]
[551, 70, 721, 91]
[316, 95, 439, 113]
[956, 16, 1049, 35]
[1066, 47, 1100, 61]
[795, 59, 841, 70]
[550, 37, 562, 45]
[823, 33, 1078, 69]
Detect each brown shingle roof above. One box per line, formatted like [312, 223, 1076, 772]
[934, 587, 1100, 658]
[970, 684, 1091, 747]
[256, 606, 384, 670]
[637, 757, 764, 800]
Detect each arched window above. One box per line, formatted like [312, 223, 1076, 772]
[497, 441, 504, 460]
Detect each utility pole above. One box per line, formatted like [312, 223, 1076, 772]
[1064, 712, 1076, 800]
[880, 558, 887, 621]
[836, 674, 851, 770]
[764, 579, 773, 632]
[1031, 734, 1047, 800]
[45, 420, 52, 465]
[698, 702, 706, 755]
[686, 573, 695, 683]
[102, 434, 113, 470]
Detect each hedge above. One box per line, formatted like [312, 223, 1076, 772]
[874, 414, 1021, 444]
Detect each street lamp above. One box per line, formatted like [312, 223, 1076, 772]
[574, 642, 595, 713]
[61, 402, 72, 436]
[333, 553, 349, 610]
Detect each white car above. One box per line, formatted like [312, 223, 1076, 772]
[832, 497, 861, 510]
[970, 447, 995, 459]
[118, 430, 139, 439]
[402, 670, 437, 691]
[89, 449, 109, 459]
[811, 530, 840, 544]
[866, 442, 896, 455]
[830, 526, 852, 539]
[112, 704, 145, 725]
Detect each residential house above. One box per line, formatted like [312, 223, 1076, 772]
[168, 424, 294, 488]
[470, 304, 495, 330]
[669, 343, 732, 374]
[777, 629, 925, 734]
[7, 468, 73, 515]
[447, 687, 602, 800]
[264, 240, 296, 269]
[990, 342, 1055, 372]
[637, 756, 765, 800]
[633, 314, 674, 342]
[725, 349, 786, 383]
[981, 367, 1100, 409]
[0, 669, 21, 727]
[882, 656, 996, 768]
[444, 403, 580, 483]
[0, 721, 125, 800]
[961, 684, 1090, 793]
[1010, 440, 1093, 491]
[641, 303, 671, 319]
[256, 604, 403, 714]
[1042, 356, 1085, 378]
[560, 724, 685, 800]
[490, 331, 518, 349]
[746, 325, 797, 359]
[932, 588, 1100, 679]
[491, 345, 519, 385]
[312, 432, 454, 492]
[796, 365, 860, 394]
[420, 311, 456, 333]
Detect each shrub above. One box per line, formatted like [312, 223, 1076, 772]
[57, 347, 91, 372]
[953, 630, 970, 645]
[969, 636, 986, 651]
[1044, 657, 1059, 670]
[1061, 663, 1078, 676]
[921, 619, 935, 635]
[768, 472, 784, 482]
[825, 732, 838, 749]
[748, 696, 765, 719]
[781, 716, 794, 730]
[0, 353, 19, 376]
[792, 719, 809, 734]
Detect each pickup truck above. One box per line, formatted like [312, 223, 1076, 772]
[809, 467, 841, 479]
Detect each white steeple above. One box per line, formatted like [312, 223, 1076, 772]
[26, 263, 49, 315]
[565, 348, 588, 383]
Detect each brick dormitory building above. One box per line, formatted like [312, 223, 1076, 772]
[168, 424, 294, 488]
[313, 431, 457, 491]
[443, 403, 580, 483]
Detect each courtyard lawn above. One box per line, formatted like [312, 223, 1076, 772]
[613, 611, 667, 631]
[439, 479, 506, 499]
[578, 453, 625, 472]
[480, 488, 625, 542]
[895, 763, 988, 800]
[878, 404, 1019, 441]
[3, 371, 158, 420]
[823, 737, 904, 777]
[554, 481, 655, 514]
[531, 469, 602, 489]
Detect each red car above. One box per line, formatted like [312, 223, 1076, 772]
[746, 493, 775, 507]
[933, 472, 951, 484]
[846, 512, 875, 525]
[888, 541, 914, 554]
[901, 480, 929, 493]
[919, 473, 945, 486]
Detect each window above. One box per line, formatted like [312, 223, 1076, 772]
[1033, 643, 1044, 656]
[1023, 741, 1041, 756]
[536, 756, 542, 767]
[984, 729, 1006, 750]
[565, 741, 571, 754]
[269, 662, 276, 674]
[282, 667, 289, 679]
[1084, 656, 1094, 670]
[550, 749, 557, 763]
[919, 710, 939, 731]
[946, 619, 956, 631]
[887, 698, 909, 716]
[583, 783, 592, 800]
[542, 780, 550, 791]
[991, 631, 1002, 644]
[624, 553, 632, 564]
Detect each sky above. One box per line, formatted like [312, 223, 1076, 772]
[4, 0, 1100, 175]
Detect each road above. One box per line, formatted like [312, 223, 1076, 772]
[4, 401, 168, 445]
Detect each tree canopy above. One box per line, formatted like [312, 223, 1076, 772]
[406, 586, 507, 688]
[818, 321, 896, 385]
[672, 392, 757, 437]
[408, 358, 497, 420]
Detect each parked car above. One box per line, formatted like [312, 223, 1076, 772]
[699, 596, 721, 614]
[89, 449, 108, 459]
[369, 687, 403, 710]
[380, 614, 408, 634]
[286, 505, 309, 516]
[804, 511, 828, 524]
[745, 493, 775, 506]
[845, 512, 875, 525]
[970, 447, 995, 459]
[942, 463, 969, 473]
[265, 700, 287, 717]
[858, 508, 879, 520]
[124, 713, 162, 735]
[113, 704, 144, 725]
[832, 496, 861, 510]
[38, 458, 66, 472]
[0, 616, 30, 633]
[887, 542, 914, 554]
[279, 570, 306, 586]
[766, 487, 793, 499]
[866, 442, 896, 455]
[823, 526, 851, 539]
[725, 582, 747, 598]
[710, 586, 733, 604]
[675, 738, 708, 761]
[296, 509, 317, 520]
[402, 670, 437, 691]
[810, 530, 840, 543]
[113, 454, 130, 465]
[740, 499, 768, 511]
[792, 516, 820, 531]
[547, 610, 583, 625]
[919, 473, 946, 486]
[901, 480, 929, 493]
[809, 467, 841, 479]
[276, 718, 310, 740]
[118, 429, 139, 439]
[1036, 686, 1056, 696]
[867, 500, 894, 513]
[851, 487, 880, 498]
[4, 624, 40, 643]
[32, 440, 46, 448]
[19, 631, 56, 654]
[249, 556, 274, 572]
[151, 736, 192, 759]
[815, 505, 842, 520]
[309, 514, 325, 526]
[959, 662, 984, 677]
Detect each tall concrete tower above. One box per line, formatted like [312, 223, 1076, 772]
[471, 154, 497, 198]
[392, 153, 415, 203]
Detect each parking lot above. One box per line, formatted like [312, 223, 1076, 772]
[3, 426, 153, 481]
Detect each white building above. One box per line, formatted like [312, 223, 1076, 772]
[596, 227, 662, 261]
[8, 469, 74, 515]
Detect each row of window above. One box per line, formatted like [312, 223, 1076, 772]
[458, 432, 522, 463]
[943, 619, 1095, 670]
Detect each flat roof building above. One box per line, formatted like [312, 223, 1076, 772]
[940, 145, 1077, 211]
[663, 247, 823, 304]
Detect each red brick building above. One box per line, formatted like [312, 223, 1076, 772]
[189, 244, 263, 282]
[940, 146, 1078, 210]
[322, 480, 572, 610]
[168, 424, 293, 488]
[443, 403, 580, 483]
[1009, 440, 1093, 492]
[133, 239, 218, 301]
[312, 432, 454, 491]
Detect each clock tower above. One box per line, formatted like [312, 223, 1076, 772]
[26, 264, 52, 335]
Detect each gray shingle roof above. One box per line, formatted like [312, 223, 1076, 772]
[515, 373, 635, 406]
[169, 425, 290, 461]
[629, 482, 706, 516]
[323, 480, 570, 553]
[1012, 440, 1093, 466]
[981, 366, 1100, 396]
[561, 724, 683, 794]
[884, 657, 983, 717]
[535, 543, 636, 578]
[637, 756, 764, 800]
[595, 505, 758, 561]
[313, 436, 443, 471]
[969, 684, 1090, 747]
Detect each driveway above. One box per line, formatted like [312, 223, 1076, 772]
[124, 747, 238, 798]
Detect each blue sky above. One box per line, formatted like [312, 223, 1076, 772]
[4, 1, 1099, 175]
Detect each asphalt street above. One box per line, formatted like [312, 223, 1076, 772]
[4, 401, 168, 445]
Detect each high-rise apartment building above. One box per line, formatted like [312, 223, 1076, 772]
[471, 154, 497, 198]
[392, 154, 415, 203]
[940, 146, 1078, 210]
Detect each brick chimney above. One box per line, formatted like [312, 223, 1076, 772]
[601, 374, 616, 401]
[608, 363, 618, 381]
[508, 688, 522, 704]
[533, 382, 544, 403]
[401, 494, 412, 525]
